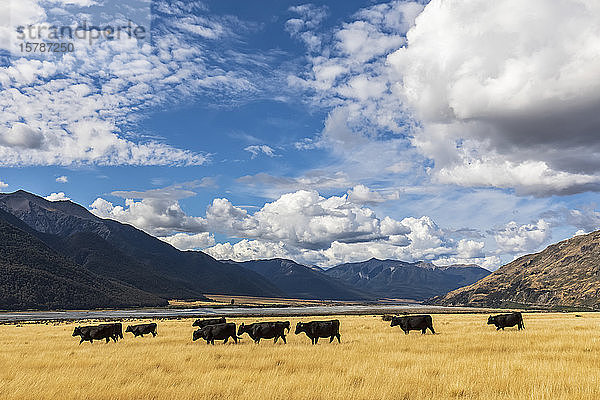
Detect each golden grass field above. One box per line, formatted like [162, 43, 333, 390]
[1, 313, 600, 400]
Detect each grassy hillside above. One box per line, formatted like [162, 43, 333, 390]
[430, 230, 600, 309]
[1, 314, 599, 399]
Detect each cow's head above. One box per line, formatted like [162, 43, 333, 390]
[295, 322, 305, 335]
[192, 329, 205, 341]
[72, 327, 81, 336]
[487, 316, 496, 325]
[391, 316, 408, 330]
[125, 326, 133, 333]
[237, 323, 248, 336]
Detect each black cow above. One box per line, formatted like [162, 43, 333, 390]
[126, 323, 158, 337]
[237, 321, 290, 344]
[100, 322, 123, 340]
[390, 315, 435, 334]
[193, 323, 238, 345]
[295, 320, 341, 344]
[192, 317, 226, 327]
[487, 312, 524, 330]
[276, 320, 291, 333]
[72, 324, 116, 344]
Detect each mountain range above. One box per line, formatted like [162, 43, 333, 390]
[430, 230, 600, 309]
[225, 259, 373, 300]
[0, 190, 494, 310]
[0, 190, 283, 309]
[324, 258, 491, 301]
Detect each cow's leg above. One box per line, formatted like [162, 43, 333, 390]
[233, 335, 238, 344]
[152, 331, 157, 337]
[105, 337, 110, 343]
[496, 326, 501, 331]
[282, 335, 287, 344]
[79, 338, 84, 345]
[421, 328, 426, 334]
[429, 325, 435, 334]
[329, 335, 334, 343]
[404, 329, 409, 335]
[335, 333, 341, 343]
[314, 337, 319, 344]
[224, 337, 229, 344]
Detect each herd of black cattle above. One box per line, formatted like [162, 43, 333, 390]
[71, 312, 525, 345]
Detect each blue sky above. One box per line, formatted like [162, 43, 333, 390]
[2, 0, 600, 268]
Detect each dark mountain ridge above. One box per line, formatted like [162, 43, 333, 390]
[0, 207, 166, 310]
[0, 191, 284, 307]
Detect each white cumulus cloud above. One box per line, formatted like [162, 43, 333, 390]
[159, 232, 215, 251]
[89, 182, 209, 236]
[494, 219, 551, 254]
[90, 185, 498, 267]
[292, 0, 600, 196]
[45, 192, 70, 201]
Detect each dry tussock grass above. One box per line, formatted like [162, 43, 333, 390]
[1, 313, 599, 399]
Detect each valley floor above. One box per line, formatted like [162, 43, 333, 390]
[1, 313, 599, 399]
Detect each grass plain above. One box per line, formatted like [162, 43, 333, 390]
[1, 313, 600, 400]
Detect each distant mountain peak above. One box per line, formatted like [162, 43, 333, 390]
[325, 258, 490, 301]
[0, 190, 97, 221]
[232, 258, 374, 300]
